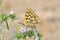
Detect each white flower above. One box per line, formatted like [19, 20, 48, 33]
[9, 9, 14, 14]
[19, 26, 26, 33]
[8, 8, 14, 16]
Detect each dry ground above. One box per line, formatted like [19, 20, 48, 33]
[0, 0, 60, 40]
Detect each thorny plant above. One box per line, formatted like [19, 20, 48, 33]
[0, 13, 16, 29]
[15, 27, 43, 40]
[0, 8, 43, 40]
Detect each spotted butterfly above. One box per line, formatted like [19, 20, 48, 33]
[24, 8, 40, 27]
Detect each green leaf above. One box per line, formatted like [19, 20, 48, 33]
[26, 30, 34, 37]
[0, 17, 2, 23]
[16, 34, 21, 39]
[22, 33, 27, 38]
[37, 32, 43, 37]
[0, 13, 9, 29]
[0, 13, 8, 21]
[9, 14, 16, 20]
[15, 33, 23, 39]
[36, 31, 43, 40]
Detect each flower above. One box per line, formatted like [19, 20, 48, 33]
[19, 26, 26, 33]
[9, 8, 14, 14]
[8, 8, 14, 16]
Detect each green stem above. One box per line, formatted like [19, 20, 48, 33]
[33, 29, 39, 40]
[6, 20, 9, 29]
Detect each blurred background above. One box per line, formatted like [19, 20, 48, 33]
[0, 0, 60, 40]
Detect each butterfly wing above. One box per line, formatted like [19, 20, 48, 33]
[29, 8, 41, 24]
[24, 8, 40, 27]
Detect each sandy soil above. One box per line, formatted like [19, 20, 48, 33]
[0, 0, 60, 40]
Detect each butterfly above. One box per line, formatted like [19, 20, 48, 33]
[24, 8, 40, 27]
